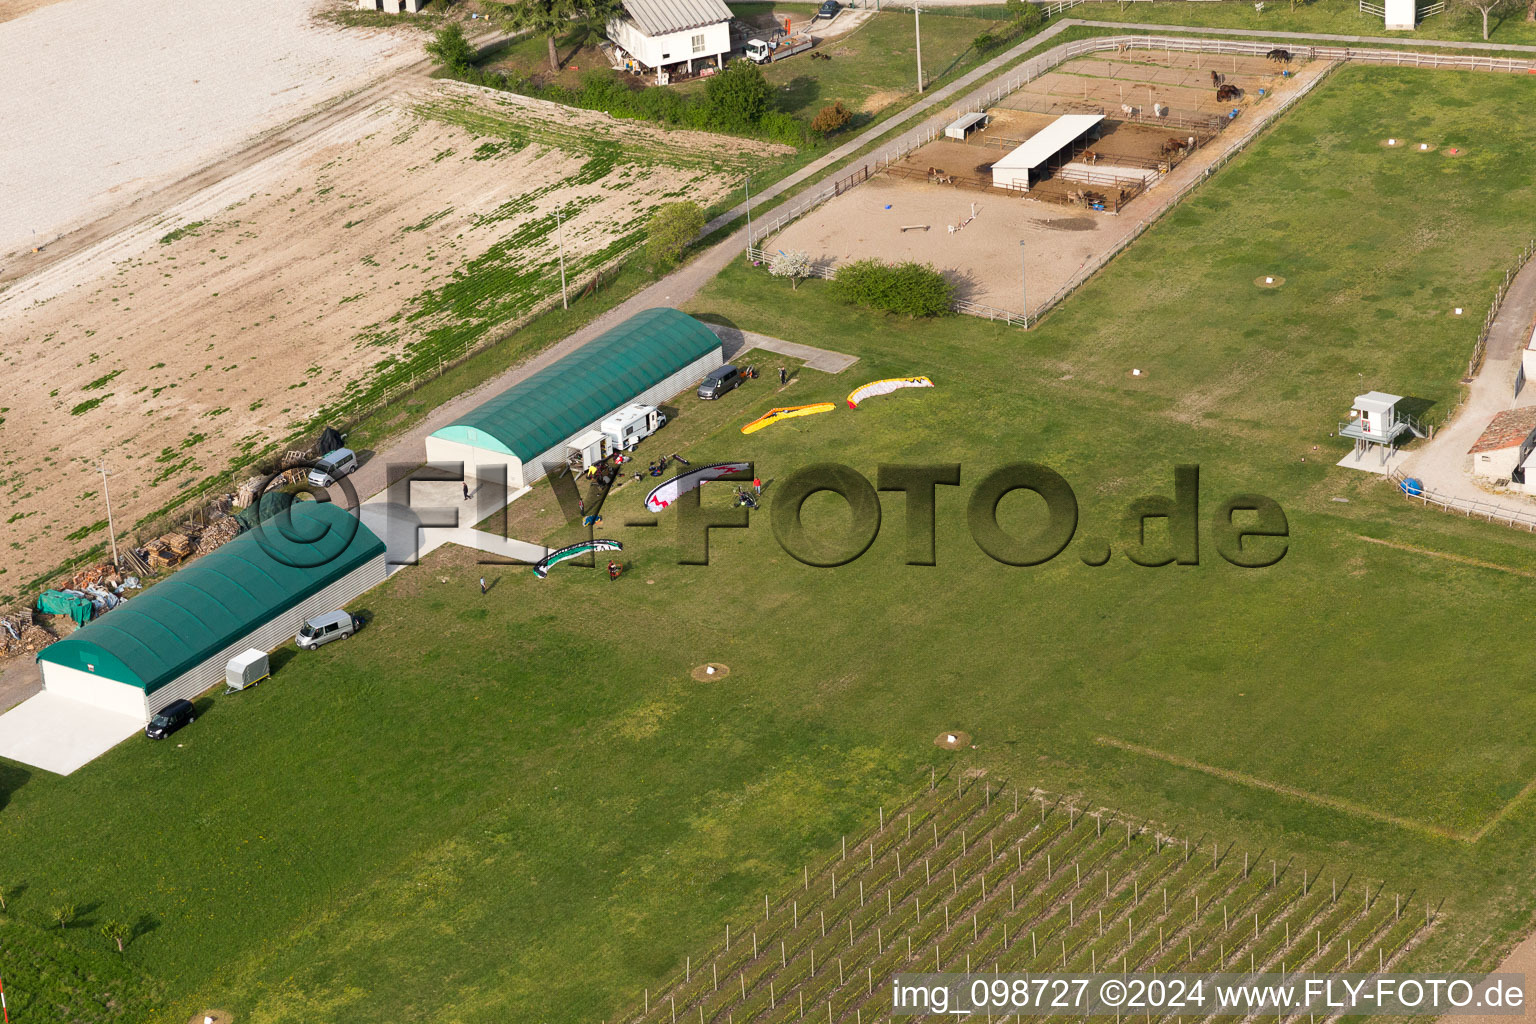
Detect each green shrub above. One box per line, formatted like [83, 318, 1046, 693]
[704, 60, 773, 131]
[830, 259, 953, 317]
[646, 201, 706, 267]
[425, 23, 477, 74]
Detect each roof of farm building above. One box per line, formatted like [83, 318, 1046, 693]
[37, 502, 384, 693]
[993, 114, 1104, 172]
[430, 308, 721, 461]
[617, 0, 732, 35]
[1469, 407, 1536, 454]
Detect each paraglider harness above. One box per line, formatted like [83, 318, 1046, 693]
[734, 488, 760, 510]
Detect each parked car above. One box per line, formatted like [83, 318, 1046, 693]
[818, 0, 841, 17]
[698, 364, 744, 400]
[296, 609, 358, 650]
[146, 699, 196, 740]
[307, 447, 359, 488]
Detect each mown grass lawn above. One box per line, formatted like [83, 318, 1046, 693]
[5, 64, 1536, 1022]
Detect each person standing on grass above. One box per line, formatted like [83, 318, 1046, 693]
[753, 477, 762, 495]
[779, 366, 787, 385]
[479, 577, 487, 596]
[607, 560, 621, 582]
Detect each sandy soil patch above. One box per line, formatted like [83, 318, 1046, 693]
[0, 84, 780, 601]
[0, 0, 69, 25]
[0, 0, 422, 258]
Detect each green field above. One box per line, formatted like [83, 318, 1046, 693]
[6, 63, 1536, 1022]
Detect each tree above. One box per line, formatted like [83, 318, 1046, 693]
[425, 23, 477, 75]
[499, 0, 575, 72]
[51, 901, 76, 930]
[1457, 0, 1511, 38]
[704, 60, 772, 131]
[810, 100, 852, 136]
[497, 0, 619, 73]
[100, 919, 131, 953]
[645, 202, 705, 267]
[769, 250, 814, 290]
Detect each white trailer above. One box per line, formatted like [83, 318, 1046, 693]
[601, 403, 668, 451]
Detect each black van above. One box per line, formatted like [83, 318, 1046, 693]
[146, 699, 196, 740]
[698, 364, 743, 400]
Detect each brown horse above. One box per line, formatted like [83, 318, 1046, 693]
[1216, 83, 1242, 102]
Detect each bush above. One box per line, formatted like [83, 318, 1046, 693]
[759, 111, 807, 146]
[830, 259, 953, 317]
[425, 23, 477, 75]
[1006, 0, 1045, 30]
[646, 201, 706, 267]
[973, 30, 1001, 53]
[810, 100, 853, 136]
[705, 60, 773, 131]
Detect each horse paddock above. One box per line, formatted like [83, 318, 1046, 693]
[763, 47, 1327, 317]
[997, 47, 1309, 122]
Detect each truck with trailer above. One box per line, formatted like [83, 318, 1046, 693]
[745, 33, 813, 63]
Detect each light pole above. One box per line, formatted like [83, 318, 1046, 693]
[1019, 239, 1028, 319]
[99, 462, 119, 567]
[555, 206, 568, 310]
[914, 3, 924, 93]
[744, 174, 753, 251]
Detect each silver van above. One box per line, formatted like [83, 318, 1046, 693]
[307, 448, 358, 488]
[698, 365, 743, 400]
[296, 610, 357, 650]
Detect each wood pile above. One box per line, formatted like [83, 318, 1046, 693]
[144, 530, 197, 569]
[195, 516, 242, 556]
[0, 622, 57, 658]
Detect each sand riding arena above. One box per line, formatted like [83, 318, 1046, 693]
[766, 45, 1325, 317]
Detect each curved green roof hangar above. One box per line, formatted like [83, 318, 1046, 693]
[425, 308, 723, 487]
[38, 502, 386, 721]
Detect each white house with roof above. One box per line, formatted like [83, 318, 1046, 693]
[608, 0, 734, 81]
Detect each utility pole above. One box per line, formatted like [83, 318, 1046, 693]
[744, 173, 754, 250]
[555, 206, 568, 310]
[1019, 239, 1028, 319]
[914, 3, 924, 92]
[99, 463, 119, 567]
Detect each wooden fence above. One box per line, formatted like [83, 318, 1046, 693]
[1469, 237, 1536, 381]
[1387, 467, 1536, 532]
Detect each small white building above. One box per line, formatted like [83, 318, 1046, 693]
[1384, 0, 1415, 29]
[1468, 407, 1536, 483]
[608, 0, 733, 82]
[358, 0, 424, 12]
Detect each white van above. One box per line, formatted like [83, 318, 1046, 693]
[296, 610, 357, 650]
[600, 404, 667, 451]
[307, 448, 358, 488]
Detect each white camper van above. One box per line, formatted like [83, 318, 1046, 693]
[600, 404, 667, 452]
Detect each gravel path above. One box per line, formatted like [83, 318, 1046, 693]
[1397, 258, 1536, 512]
